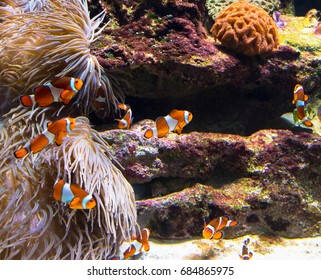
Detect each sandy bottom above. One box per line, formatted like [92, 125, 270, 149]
[127, 235, 321, 260]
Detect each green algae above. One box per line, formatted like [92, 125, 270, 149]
[278, 15, 321, 55]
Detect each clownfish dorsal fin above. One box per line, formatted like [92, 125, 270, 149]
[155, 116, 163, 123]
[47, 121, 53, 128]
[54, 176, 63, 185]
[203, 218, 207, 229]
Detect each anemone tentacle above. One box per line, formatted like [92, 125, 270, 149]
[0, 0, 120, 117]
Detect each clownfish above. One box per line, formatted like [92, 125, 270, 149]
[116, 103, 133, 129]
[53, 179, 96, 209]
[202, 216, 239, 240]
[19, 77, 83, 107]
[93, 86, 107, 111]
[292, 84, 313, 127]
[112, 228, 150, 260]
[239, 238, 253, 260]
[14, 117, 76, 158]
[144, 109, 193, 138]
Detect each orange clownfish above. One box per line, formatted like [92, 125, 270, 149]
[112, 228, 150, 260]
[53, 179, 96, 209]
[19, 77, 83, 107]
[116, 103, 133, 129]
[202, 216, 239, 240]
[239, 238, 253, 260]
[144, 109, 193, 138]
[14, 117, 76, 158]
[292, 84, 313, 127]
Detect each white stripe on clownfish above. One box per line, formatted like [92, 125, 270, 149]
[226, 220, 235, 227]
[42, 128, 56, 144]
[60, 182, 75, 203]
[65, 117, 71, 133]
[82, 194, 93, 209]
[184, 110, 189, 124]
[164, 115, 179, 131]
[45, 82, 64, 102]
[297, 100, 305, 107]
[70, 77, 78, 93]
[206, 224, 216, 239]
[95, 96, 106, 103]
[119, 119, 128, 128]
[294, 85, 303, 93]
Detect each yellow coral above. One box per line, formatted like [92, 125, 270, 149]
[210, 1, 279, 56]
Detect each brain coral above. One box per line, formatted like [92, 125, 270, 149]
[210, 1, 279, 56]
[206, 0, 280, 20]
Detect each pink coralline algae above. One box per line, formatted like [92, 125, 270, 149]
[314, 22, 321, 39]
[102, 125, 321, 239]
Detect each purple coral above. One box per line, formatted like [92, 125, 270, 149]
[272, 11, 287, 28]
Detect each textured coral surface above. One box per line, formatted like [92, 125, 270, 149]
[210, 1, 279, 56]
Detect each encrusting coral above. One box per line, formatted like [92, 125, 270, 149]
[0, 0, 138, 260]
[210, 1, 279, 56]
[0, 0, 120, 117]
[206, 0, 280, 20]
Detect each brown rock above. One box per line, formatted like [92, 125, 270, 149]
[102, 125, 321, 238]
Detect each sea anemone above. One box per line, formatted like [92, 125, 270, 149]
[0, 112, 137, 259]
[0, 0, 120, 117]
[0, 0, 137, 260]
[0, 0, 48, 15]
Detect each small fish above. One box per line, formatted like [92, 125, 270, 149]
[112, 228, 150, 260]
[292, 84, 312, 127]
[202, 216, 239, 240]
[53, 179, 96, 209]
[14, 117, 76, 158]
[144, 109, 193, 138]
[116, 103, 133, 129]
[239, 238, 253, 260]
[19, 77, 83, 107]
[93, 86, 107, 111]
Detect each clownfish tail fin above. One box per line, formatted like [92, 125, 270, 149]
[14, 146, 30, 158]
[144, 127, 157, 139]
[304, 120, 313, 127]
[19, 95, 34, 107]
[144, 128, 153, 138]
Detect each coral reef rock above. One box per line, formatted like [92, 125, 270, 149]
[210, 1, 279, 56]
[103, 125, 321, 239]
[95, 0, 321, 136]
